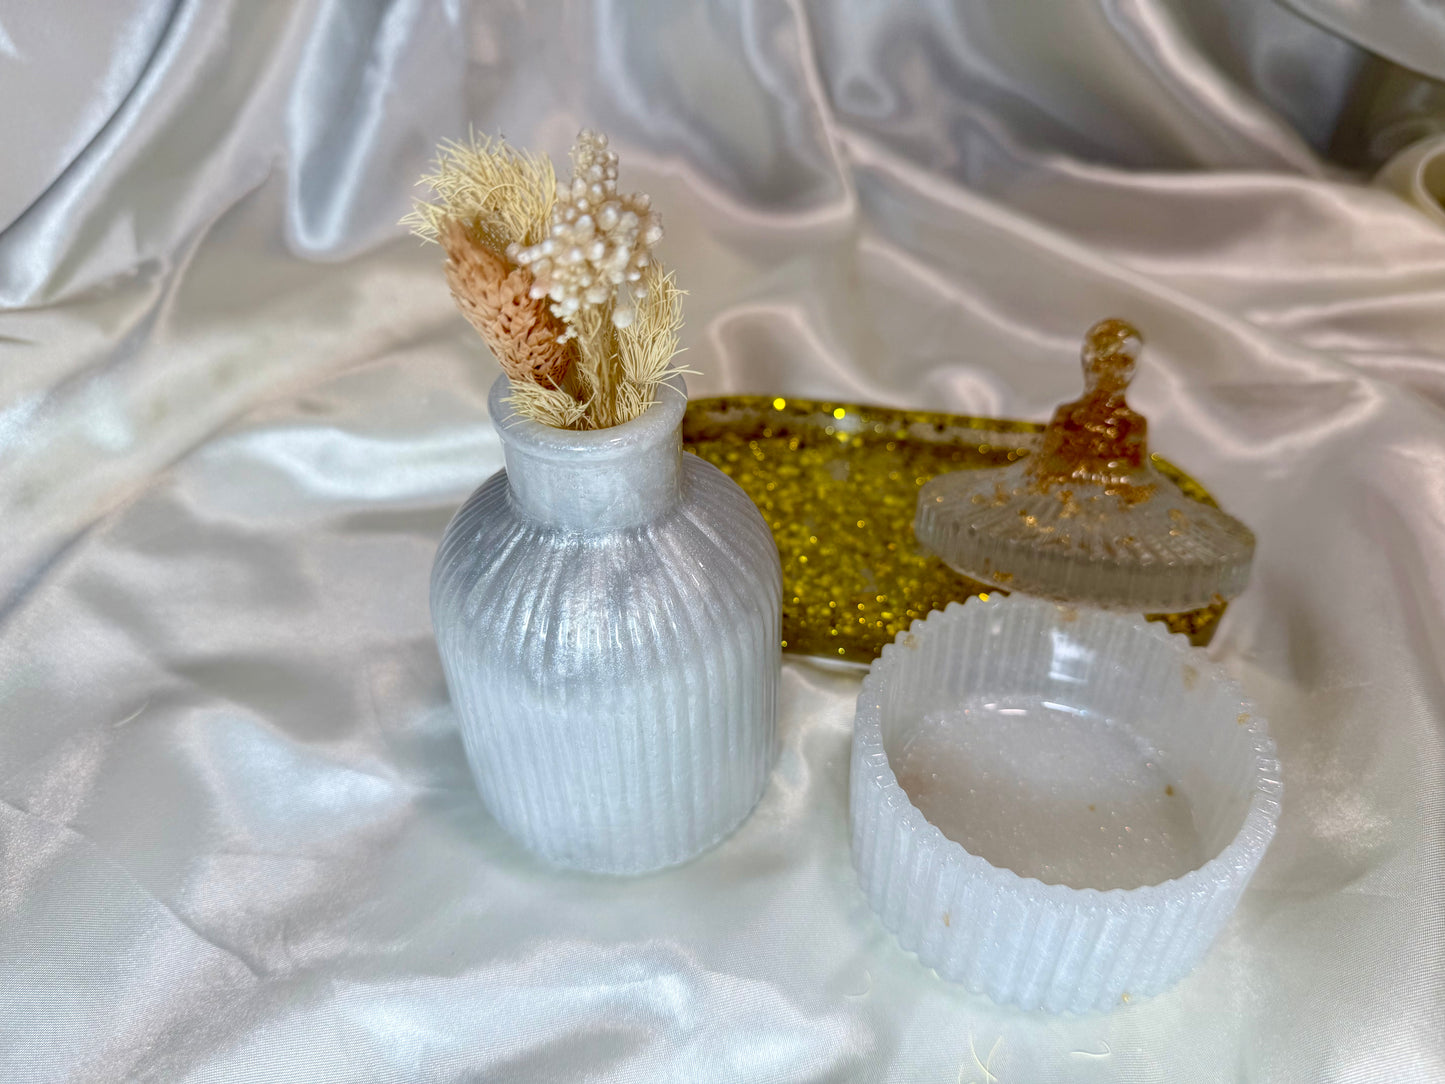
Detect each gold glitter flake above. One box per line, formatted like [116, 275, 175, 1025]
[682, 396, 1227, 664]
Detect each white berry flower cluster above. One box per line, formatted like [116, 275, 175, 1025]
[508, 130, 662, 331]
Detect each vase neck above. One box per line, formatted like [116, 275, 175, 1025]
[502, 430, 683, 531]
[490, 375, 687, 532]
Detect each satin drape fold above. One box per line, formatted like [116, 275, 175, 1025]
[2, 3, 1443, 1080]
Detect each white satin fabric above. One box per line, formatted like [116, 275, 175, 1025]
[1284, 0, 1445, 81]
[3, 3, 1444, 1081]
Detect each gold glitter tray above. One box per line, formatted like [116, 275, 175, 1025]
[683, 396, 1226, 665]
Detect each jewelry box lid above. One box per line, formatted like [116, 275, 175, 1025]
[914, 319, 1255, 612]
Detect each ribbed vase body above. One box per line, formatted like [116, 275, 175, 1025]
[432, 377, 781, 874]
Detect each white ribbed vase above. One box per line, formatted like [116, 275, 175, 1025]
[432, 375, 781, 875]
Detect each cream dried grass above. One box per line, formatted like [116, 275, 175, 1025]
[612, 265, 686, 424]
[403, 133, 554, 252]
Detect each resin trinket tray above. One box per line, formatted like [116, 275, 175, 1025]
[683, 395, 1229, 664]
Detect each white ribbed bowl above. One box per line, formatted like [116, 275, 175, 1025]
[850, 595, 1281, 1013]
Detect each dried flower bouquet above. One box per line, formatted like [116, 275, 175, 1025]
[404, 130, 683, 430]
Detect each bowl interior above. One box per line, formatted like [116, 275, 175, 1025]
[878, 603, 1258, 891]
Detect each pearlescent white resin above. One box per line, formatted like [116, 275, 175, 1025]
[432, 375, 782, 875]
[850, 595, 1281, 1013]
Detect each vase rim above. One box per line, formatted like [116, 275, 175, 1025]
[488, 373, 688, 460]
